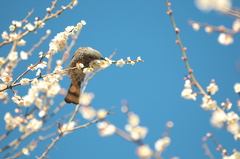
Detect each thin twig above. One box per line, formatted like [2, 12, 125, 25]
[164, 0, 207, 96]
[38, 107, 115, 159]
[0, 0, 75, 48]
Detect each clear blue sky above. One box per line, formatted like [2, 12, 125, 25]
[0, 0, 239, 158]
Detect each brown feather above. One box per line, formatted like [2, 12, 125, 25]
[64, 81, 81, 104]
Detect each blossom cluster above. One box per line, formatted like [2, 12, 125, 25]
[211, 102, 240, 140]
[181, 79, 197, 100]
[1, 18, 45, 44]
[135, 122, 172, 158]
[4, 112, 42, 132]
[190, 20, 237, 45]
[223, 151, 240, 159]
[191, 0, 239, 46]
[73, 56, 144, 75]
[78, 94, 172, 159]
[115, 56, 143, 67]
[47, 20, 86, 57]
[195, 0, 232, 13]
[181, 78, 240, 140]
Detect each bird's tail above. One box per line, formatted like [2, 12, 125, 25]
[64, 81, 81, 104]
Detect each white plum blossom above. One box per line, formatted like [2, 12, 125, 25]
[22, 148, 30, 156]
[36, 69, 41, 76]
[192, 23, 200, 31]
[128, 112, 140, 126]
[37, 61, 47, 69]
[210, 110, 227, 128]
[26, 118, 43, 130]
[97, 121, 116, 136]
[207, 82, 219, 95]
[4, 112, 23, 130]
[81, 20, 86, 25]
[20, 51, 28, 60]
[181, 80, 197, 100]
[23, 95, 35, 107]
[136, 145, 152, 159]
[12, 95, 21, 104]
[56, 60, 62, 66]
[234, 133, 240, 140]
[48, 42, 58, 56]
[205, 26, 213, 33]
[83, 67, 94, 74]
[47, 83, 61, 97]
[46, 7, 51, 12]
[97, 109, 107, 119]
[53, 65, 65, 75]
[89, 60, 101, 69]
[76, 62, 84, 69]
[65, 26, 75, 35]
[44, 74, 59, 84]
[9, 32, 18, 41]
[0, 72, 13, 84]
[25, 23, 34, 31]
[234, 83, 240, 93]
[195, 0, 232, 12]
[227, 122, 239, 135]
[0, 83, 7, 90]
[17, 39, 26, 46]
[0, 91, 7, 100]
[227, 111, 239, 124]
[233, 19, 240, 32]
[125, 124, 148, 140]
[38, 80, 49, 92]
[4, 112, 17, 130]
[223, 151, 240, 159]
[76, 23, 83, 29]
[79, 93, 94, 105]
[2, 31, 9, 40]
[8, 51, 18, 61]
[155, 137, 171, 152]
[201, 96, 218, 110]
[28, 87, 39, 98]
[116, 59, 126, 67]
[184, 79, 191, 88]
[12, 20, 22, 28]
[48, 32, 68, 55]
[9, 25, 15, 31]
[20, 78, 30, 86]
[218, 33, 233, 45]
[80, 106, 96, 120]
[100, 58, 112, 69]
[136, 56, 142, 61]
[181, 88, 196, 100]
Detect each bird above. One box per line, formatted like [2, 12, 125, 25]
[64, 47, 105, 104]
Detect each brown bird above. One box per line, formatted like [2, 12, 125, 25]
[64, 47, 104, 104]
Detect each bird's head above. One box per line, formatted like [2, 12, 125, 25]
[81, 47, 105, 61]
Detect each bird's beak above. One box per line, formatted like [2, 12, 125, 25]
[101, 57, 106, 60]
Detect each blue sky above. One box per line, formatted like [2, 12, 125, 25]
[0, 0, 240, 158]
